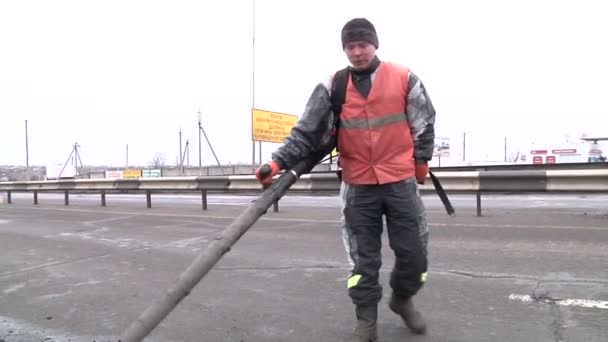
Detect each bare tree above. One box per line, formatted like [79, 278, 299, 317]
[150, 153, 166, 168]
[507, 150, 521, 163]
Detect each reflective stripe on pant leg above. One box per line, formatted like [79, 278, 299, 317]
[415, 182, 429, 256]
[384, 178, 428, 298]
[415, 183, 429, 283]
[340, 181, 355, 273]
[344, 184, 384, 306]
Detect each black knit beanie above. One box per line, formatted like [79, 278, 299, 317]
[341, 18, 379, 49]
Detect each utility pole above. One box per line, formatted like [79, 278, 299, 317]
[180, 140, 190, 173]
[251, 0, 257, 173]
[198, 109, 202, 175]
[198, 119, 224, 172]
[73, 142, 83, 175]
[179, 128, 183, 175]
[126, 144, 129, 168]
[462, 132, 466, 162]
[186, 140, 190, 166]
[25, 120, 29, 168]
[59, 142, 83, 178]
[504, 136, 507, 162]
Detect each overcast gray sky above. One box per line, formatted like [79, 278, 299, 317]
[1, 0, 607, 168]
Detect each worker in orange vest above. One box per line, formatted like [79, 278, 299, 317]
[256, 18, 435, 341]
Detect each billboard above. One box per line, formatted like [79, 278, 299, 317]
[142, 169, 162, 177]
[45, 163, 75, 180]
[252, 109, 298, 143]
[105, 170, 123, 179]
[122, 169, 141, 179]
[433, 137, 450, 158]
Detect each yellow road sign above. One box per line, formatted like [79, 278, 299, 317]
[252, 108, 298, 143]
[122, 169, 141, 178]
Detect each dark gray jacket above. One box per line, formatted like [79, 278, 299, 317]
[271, 64, 436, 170]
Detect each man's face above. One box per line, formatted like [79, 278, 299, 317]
[344, 41, 376, 70]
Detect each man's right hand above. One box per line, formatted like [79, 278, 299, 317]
[255, 161, 281, 187]
[415, 160, 429, 185]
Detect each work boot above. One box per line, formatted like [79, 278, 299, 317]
[345, 305, 378, 342]
[389, 294, 427, 334]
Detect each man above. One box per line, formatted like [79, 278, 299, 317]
[256, 18, 435, 341]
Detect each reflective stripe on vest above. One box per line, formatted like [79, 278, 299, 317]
[337, 62, 415, 185]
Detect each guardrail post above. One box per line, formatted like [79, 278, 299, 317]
[33, 191, 38, 205]
[146, 190, 152, 208]
[201, 190, 207, 211]
[101, 190, 106, 207]
[7, 191, 11, 204]
[64, 190, 69, 205]
[273, 200, 279, 213]
[476, 192, 482, 217]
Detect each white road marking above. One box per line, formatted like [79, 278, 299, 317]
[509, 294, 608, 310]
[84, 215, 139, 225]
[3, 282, 26, 294]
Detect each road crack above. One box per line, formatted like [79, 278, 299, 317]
[440, 269, 608, 285]
[0, 246, 152, 280]
[214, 265, 345, 271]
[530, 288, 567, 342]
[0, 252, 114, 280]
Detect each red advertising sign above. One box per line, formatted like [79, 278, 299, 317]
[546, 156, 556, 164]
[533, 156, 543, 164]
[530, 150, 548, 155]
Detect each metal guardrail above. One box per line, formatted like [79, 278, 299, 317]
[1, 170, 607, 216]
[425, 161, 608, 172]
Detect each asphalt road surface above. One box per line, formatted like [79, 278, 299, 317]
[1, 192, 607, 341]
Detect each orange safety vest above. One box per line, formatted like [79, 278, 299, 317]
[337, 62, 415, 185]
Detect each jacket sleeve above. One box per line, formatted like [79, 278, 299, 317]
[406, 71, 436, 161]
[271, 80, 335, 170]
